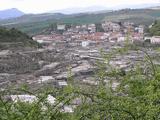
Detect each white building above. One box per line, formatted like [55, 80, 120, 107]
[138, 25, 144, 34]
[82, 41, 90, 47]
[144, 37, 152, 40]
[36, 40, 44, 43]
[57, 25, 66, 30]
[102, 22, 120, 32]
[81, 25, 87, 28]
[88, 24, 96, 33]
[112, 24, 120, 32]
[151, 36, 160, 44]
[144, 36, 160, 44]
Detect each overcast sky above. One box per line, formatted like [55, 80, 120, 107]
[0, 0, 160, 13]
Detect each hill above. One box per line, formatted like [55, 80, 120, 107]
[0, 8, 24, 19]
[51, 6, 110, 14]
[0, 27, 40, 50]
[149, 6, 160, 10]
[149, 20, 160, 36]
[1, 9, 160, 35]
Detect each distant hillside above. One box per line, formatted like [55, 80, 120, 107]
[149, 6, 160, 10]
[1, 9, 160, 35]
[149, 20, 160, 36]
[51, 6, 110, 14]
[0, 8, 24, 19]
[115, 3, 160, 10]
[0, 27, 40, 50]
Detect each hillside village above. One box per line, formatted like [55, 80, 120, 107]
[33, 21, 160, 46]
[0, 19, 160, 113]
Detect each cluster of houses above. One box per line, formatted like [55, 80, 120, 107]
[32, 21, 160, 46]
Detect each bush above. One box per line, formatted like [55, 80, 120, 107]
[0, 27, 41, 49]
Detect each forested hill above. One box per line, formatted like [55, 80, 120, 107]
[149, 20, 160, 36]
[0, 27, 40, 50]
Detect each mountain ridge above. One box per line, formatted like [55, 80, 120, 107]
[51, 6, 110, 14]
[49, 3, 160, 14]
[0, 8, 24, 19]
